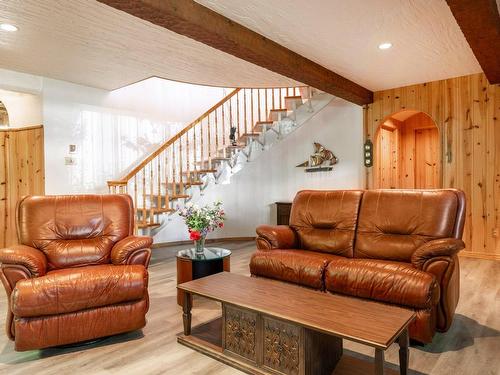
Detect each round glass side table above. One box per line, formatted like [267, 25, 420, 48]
[176, 247, 231, 306]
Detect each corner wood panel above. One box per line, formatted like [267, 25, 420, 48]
[0, 126, 45, 248]
[364, 73, 500, 258]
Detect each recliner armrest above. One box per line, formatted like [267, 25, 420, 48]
[256, 225, 298, 250]
[0, 245, 47, 277]
[111, 236, 153, 267]
[411, 238, 465, 269]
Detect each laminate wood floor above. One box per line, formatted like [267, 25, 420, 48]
[0, 241, 498, 375]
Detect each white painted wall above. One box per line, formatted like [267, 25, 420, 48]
[0, 88, 43, 128]
[0, 68, 364, 242]
[0, 68, 229, 194]
[0, 69, 43, 128]
[154, 98, 364, 242]
[41, 77, 228, 194]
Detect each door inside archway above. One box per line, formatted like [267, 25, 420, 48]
[374, 111, 441, 189]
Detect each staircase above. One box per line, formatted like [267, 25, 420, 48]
[107, 86, 333, 231]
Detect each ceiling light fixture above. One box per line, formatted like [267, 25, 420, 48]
[0, 23, 18, 32]
[378, 42, 392, 50]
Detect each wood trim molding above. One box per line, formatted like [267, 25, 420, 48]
[446, 0, 500, 84]
[96, 0, 373, 106]
[459, 251, 500, 261]
[152, 236, 256, 249]
[0, 125, 43, 132]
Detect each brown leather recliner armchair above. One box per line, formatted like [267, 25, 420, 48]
[0, 194, 153, 351]
[250, 189, 466, 343]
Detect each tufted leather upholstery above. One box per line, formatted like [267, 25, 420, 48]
[251, 189, 466, 343]
[0, 194, 152, 351]
[354, 190, 460, 262]
[250, 250, 343, 289]
[289, 190, 363, 257]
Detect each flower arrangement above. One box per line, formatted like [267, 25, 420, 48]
[178, 201, 225, 253]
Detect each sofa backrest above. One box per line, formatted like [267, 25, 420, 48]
[289, 190, 364, 257]
[354, 189, 466, 262]
[17, 194, 134, 270]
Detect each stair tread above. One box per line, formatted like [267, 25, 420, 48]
[240, 133, 261, 137]
[255, 120, 274, 124]
[170, 194, 190, 200]
[137, 222, 161, 229]
[226, 144, 246, 149]
[269, 108, 287, 112]
[181, 169, 217, 175]
[284, 95, 302, 99]
[137, 207, 175, 213]
[211, 157, 231, 161]
[161, 181, 203, 186]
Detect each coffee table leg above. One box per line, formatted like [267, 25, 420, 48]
[183, 292, 192, 335]
[398, 328, 409, 375]
[375, 348, 385, 375]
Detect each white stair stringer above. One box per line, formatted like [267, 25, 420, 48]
[146, 91, 335, 236]
[219, 92, 335, 185]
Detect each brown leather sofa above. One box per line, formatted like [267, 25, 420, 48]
[250, 189, 466, 343]
[0, 194, 153, 351]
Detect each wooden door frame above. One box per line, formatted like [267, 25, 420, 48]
[373, 110, 442, 189]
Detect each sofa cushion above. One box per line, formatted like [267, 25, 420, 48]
[325, 258, 439, 309]
[289, 190, 364, 257]
[250, 249, 343, 289]
[355, 190, 460, 262]
[11, 264, 148, 318]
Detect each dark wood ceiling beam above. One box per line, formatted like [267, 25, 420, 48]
[446, 0, 500, 84]
[97, 0, 373, 105]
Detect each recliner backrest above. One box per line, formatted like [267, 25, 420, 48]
[289, 190, 364, 257]
[16, 194, 134, 270]
[354, 189, 465, 262]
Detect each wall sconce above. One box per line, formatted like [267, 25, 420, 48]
[363, 139, 373, 167]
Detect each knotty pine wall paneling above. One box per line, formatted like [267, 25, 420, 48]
[0, 125, 45, 247]
[364, 73, 500, 260]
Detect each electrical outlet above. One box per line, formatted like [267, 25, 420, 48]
[64, 156, 77, 166]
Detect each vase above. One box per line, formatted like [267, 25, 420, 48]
[194, 236, 206, 255]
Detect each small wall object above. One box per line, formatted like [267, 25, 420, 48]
[296, 142, 338, 172]
[363, 139, 373, 167]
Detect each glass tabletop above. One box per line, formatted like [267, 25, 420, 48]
[176, 247, 231, 261]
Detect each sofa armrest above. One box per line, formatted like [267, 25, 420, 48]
[411, 238, 465, 269]
[111, 236, 153, 267]
[0, 245, 47, 277]
[256, 225, 298, 250]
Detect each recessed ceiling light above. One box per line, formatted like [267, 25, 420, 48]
[0, 23, 18, 32]
[378, 42, 392, 50]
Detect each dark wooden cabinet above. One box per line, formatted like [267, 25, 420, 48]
[276, 202, 292, 225]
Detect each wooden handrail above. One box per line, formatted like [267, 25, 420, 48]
[109, 88, 241, 184]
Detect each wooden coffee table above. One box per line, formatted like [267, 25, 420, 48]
[177, 272, 415, 375]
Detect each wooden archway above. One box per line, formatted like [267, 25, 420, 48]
[373, 110, 441, 189]
[0, 101, 9, 126]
